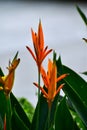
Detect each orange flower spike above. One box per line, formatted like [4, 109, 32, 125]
[40, 66, 49, 89]
[5, 59, 20, 95]
[26, 21, 52, 70]
[38, 21, 44, 55]
[34, 59, 68, 107]
[0, 58, 20, 96]
[48, 60, 57, 101]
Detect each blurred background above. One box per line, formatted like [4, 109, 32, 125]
[0, 0, 87, 106]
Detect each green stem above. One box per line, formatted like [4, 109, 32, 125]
[36, 68, 41, 130]
[44, 104, 51, 130]
[48, 106, 51, 130]
[6, 95, 12, 130]
[38, 68, 40, 100]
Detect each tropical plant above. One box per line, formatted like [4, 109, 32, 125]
[0, 6, 87, 130]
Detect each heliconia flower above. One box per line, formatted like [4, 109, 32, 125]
[26, 21, 52, 70]
[34, 59, 68, 107]
[0, 58, 20, 96]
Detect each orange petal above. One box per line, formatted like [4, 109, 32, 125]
[31, 29, 39, 57]
[41, 49, 52, 63]
[0, 76, 4, 84]
[5, 59, 20, 95]
[33, 82, 48, 98]
[31, 28, 36, 45]
[41, 66, 49, 88]
[56, 83, 65, 96]
[44, 46, 48, 52]
[56, 74, 68, 83]
[5, 70, 14, 95]
[47, 59, 53, 80]
[38, 20, 44, 51]
[7, 59, 20, 72]
[26, 46, 37, 62]
[48, 62, 57, 99]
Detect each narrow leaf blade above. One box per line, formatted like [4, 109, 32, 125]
[76, 5, 87, 26]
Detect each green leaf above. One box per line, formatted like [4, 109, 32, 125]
[76, 5, 87, 26]
[0, 68, 4, 76]
[55, 97, 78, 130]
[6, 96, 12, 130]
[0, 114, 3, 130]
[62, 66, 87, 127]
[31, 90, 60, 130]
[12, 51, 19, 61]
[19, 97, 34, 122]
[82, 71, 87, 75]
[0, 91, 6, 130]
[62, 65, 87, 105]
[56, 57, 87, 127]
[0, 69, 12, 130]
[31, 93, 48, 130]
[11, 108, 29, 130]
[10, 93, 31, 129]
[70, 110, 87, 130]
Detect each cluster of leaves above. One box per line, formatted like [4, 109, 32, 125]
[18, 97, 34, 122]
[0, 53, 87, 130]
[0, 5, 87, 130]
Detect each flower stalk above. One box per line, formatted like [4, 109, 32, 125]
[26, 20, 52, 100]
[36, 68, 41, 130]
[34, 58, 68, 130]
[5, 96, 12, 130]
[26, 21, 52, 130]
[48, 104, 51, 130]
[0, 58, 20, 97]
[38, 68, 41, 100]
[0, 52, 20, 130]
